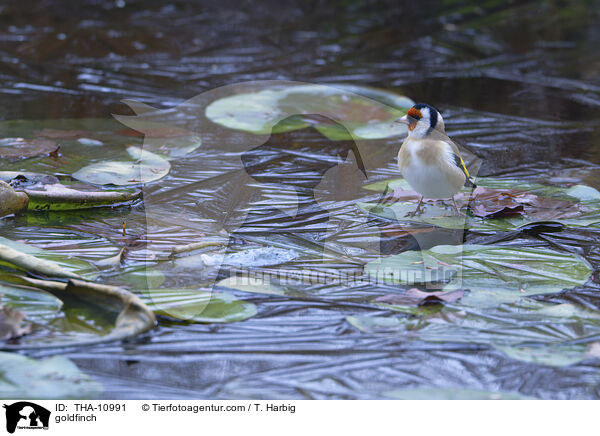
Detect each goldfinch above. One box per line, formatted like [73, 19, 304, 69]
[396, 103, 472, 216]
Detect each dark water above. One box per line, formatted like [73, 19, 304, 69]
[2, 0, 600, 399]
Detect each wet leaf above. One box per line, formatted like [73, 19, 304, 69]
[0, 137, 58, 161]
[365, 244, 592, 307]
[0, 181, 29, 217]
[0, 352, 102, 399]
[0, 236, 97, 280]
[375, 288, 465, 306]
[470, 186, 580, 219]
[72, 146, 170, 186]
[22, 182, 141, 211]
[143, 289, 257, 323]
[205, 84, 412, 140]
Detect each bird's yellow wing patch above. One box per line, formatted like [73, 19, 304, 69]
[452, 153, 470, 179]
[459, 156, 470, 178]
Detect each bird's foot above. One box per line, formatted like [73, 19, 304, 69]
[405, 206, 425, 217]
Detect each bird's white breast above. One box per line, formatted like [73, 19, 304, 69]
[398, 139, 464, 199]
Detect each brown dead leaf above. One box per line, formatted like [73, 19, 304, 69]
[0, 137, 59, 161]
[0, 304, 31, 341]
[469, 186, 582, 219]
[375, 288, 465, 306]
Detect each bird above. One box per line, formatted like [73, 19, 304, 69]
[396, 103, 473, 217]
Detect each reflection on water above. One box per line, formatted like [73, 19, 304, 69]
[1, 0, 600, 399]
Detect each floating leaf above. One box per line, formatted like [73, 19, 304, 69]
[0, 352, 102, 399]
[72, 146, 170, 186]
[143, 288, 257, 323]
[22, 182, 141, 211]
[365, 244, 592, 307]
[205, 84, 413, 140]
[0, 304, 31, 341]
[0, 137, 58, 161]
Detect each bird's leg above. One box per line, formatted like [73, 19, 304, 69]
[452, 195, 465, 216]
[405, 196, 425, 217]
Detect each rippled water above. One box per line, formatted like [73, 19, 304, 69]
[1, 0, 600, 399]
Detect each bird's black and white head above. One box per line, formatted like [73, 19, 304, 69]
[398, 103, 445, 138]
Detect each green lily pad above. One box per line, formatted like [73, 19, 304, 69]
[142, 289, 257, 323]
[360, 177, 600, 230]
[72, 146, 170, 186]
[365, 244, 592, 307]
[205, 84, 413, 140]
[0, 352, 102, 399]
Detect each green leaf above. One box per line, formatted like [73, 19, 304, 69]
[0, 236, 97, 280]
[0, 352, 102, 399]
[72, 146, 170, 186]
[142, 289, 257, 323]
[364, 244, 592, 307]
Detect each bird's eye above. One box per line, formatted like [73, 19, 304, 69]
[407, 108, 422, 119]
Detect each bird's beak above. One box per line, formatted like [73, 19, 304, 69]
[395, 115, 409, 125]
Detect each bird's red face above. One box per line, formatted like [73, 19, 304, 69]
[406, 107, 423, 131]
